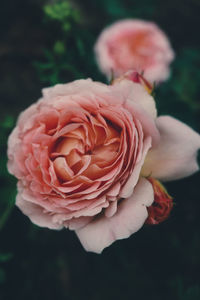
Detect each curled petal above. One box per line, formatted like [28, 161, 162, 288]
[112, 79, 157, 119]
[76, 178, 154, 254]
[142, 116, 200, 181]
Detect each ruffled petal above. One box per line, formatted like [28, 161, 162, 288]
[120, 136, 152, 198]
[76, 178, 154, 254]
[16, 193, 63, 230]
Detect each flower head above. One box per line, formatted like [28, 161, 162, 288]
[7, 76, 200, 253]
[95, 19, 175, 83]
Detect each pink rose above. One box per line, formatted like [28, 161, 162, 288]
[95, 19, 175, 83]
[7, 77, 200, 253]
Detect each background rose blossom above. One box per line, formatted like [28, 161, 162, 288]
[7, 78, 200, 253]
[95, 19, 175, 83]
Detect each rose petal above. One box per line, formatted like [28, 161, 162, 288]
[66, 216, 93, 230]
[16, 193, 63, 230]
[76, 178, 154, 253]
[142, 116, 200, 181]
[120, 136, 152, 198]
[105, 201, 118, 217]
[112, 79, 157, 119]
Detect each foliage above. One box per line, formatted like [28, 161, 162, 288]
[34, 0, 104, 86]
[44, 1, 80, 23]
[0, 115, 16, 231]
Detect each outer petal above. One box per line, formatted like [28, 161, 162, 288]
[120, 136, 152, 198]
[142, 116, 200, 181]
[7, 127, 20, 175]
[112, 79, 157, 119]
[42, 79, 110, 101]
[76, 178, 154, 254]
[16, 193, 63, 230]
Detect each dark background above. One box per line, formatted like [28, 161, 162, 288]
[0, 0, 200, 299]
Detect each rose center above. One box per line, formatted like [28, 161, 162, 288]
[108, 30, 154, 70]
[51, 119, 121, 181]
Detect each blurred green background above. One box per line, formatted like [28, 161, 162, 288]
[0, 0, 200, 299]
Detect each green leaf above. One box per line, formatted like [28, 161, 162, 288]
[53, 41, 66, 55]
[44, 1, 80, 24]
[0, 253, 13, 263]
[44, 2, 71, 21]
[1, 115, 15, 129]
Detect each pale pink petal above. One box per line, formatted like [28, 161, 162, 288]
[112, 79, 157, 119]
[105, 201, 118, 217]
[107, 182, 121, 197]
[124, 100, 160, 146]
[67, 216, 93, 230]
[120, 136, 152, 198]
[42, 79, 110, 103]
[17, 103, 38, 132]
[76, 178, 154, 253]
[142, 116, 200, 181]
[7, 127, 21, 175]
[16, 193, 63, 230]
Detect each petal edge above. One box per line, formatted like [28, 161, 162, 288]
[142, 116, 200, 181]
[76, 178, 154, 254]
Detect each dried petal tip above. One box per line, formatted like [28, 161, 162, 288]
[145, 178, 173, 225]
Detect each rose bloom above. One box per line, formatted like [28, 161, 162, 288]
[7, 75, 200, 253]
[95, 19, 175, 83]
